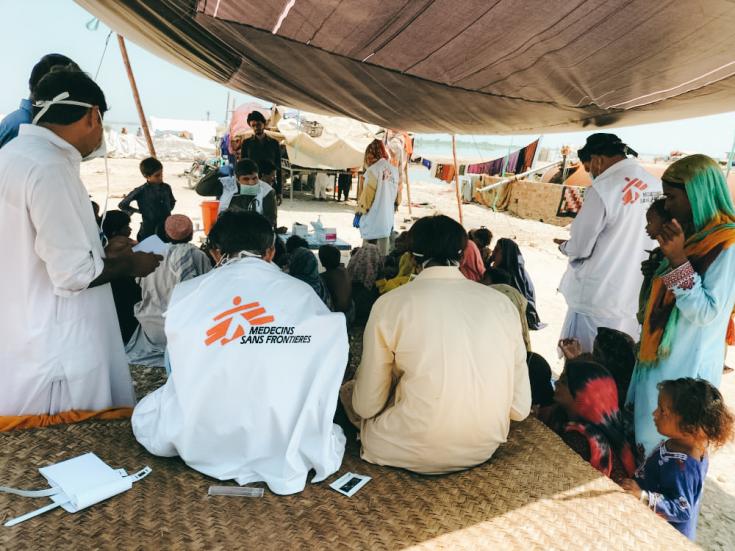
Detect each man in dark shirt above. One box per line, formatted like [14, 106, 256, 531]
[119, 157, 176, 241]
[240, 111, 282, 203]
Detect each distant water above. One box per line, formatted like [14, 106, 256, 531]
[413, 136, 514, 164]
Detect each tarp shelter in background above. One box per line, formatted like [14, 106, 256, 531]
[277, 109, 379, 170]
[106, 129, 212, 161]
[149, 117, 218, 149]
[228, 102, 273, 140]
[77, 0, 735, 134]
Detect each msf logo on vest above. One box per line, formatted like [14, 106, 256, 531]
[205, 296, 275, 346]
[622, 177, 648, 206]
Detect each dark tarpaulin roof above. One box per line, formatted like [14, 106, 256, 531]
[76, 0, 735, 134]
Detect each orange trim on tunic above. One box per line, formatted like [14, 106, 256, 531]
[0, 407, 133, 432]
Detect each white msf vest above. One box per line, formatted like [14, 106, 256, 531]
[360, 158, 398, 240]
[218, 177, 272, 215]
[132, 258, 349, 495]
[559, 158, 661, 319]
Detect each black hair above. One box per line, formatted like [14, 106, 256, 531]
[469, 227, 493, 248]
[258, 159, 276, 176]
[101, 210, 131, 238]
[208, 210, 274, 256]
[658, 378, 734, 449]
[647, 197, 670, 220]
[578, 149, 591, 163]
[286, 235, 308, 254]
[318, 245, 341, 270]
[409, 215, 467, 264]
[29, 54, 79, 95]
[482, 267, 512, 286]
[273, 236, 288, 268]
[32, 69, 107, 125]
[139, 157, 163, 177]
[236, 159, 259, 177]
[247, 111, 267, 124]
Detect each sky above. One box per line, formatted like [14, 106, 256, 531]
[3, 0, 735, 159]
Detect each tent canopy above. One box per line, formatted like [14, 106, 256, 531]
[76, 0, 735, 134]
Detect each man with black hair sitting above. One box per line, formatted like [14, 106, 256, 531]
[133, 211, 348, 494]
[0, 68, 161, 417]
[341, 215, 531, 474]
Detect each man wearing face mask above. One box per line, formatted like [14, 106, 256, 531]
[0, 69, 162, 418]
[196, 158, 277, 227]
[557, 133, 661, 353]
[133, 211, 348, 494]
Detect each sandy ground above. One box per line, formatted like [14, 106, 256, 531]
[81, 158, 734, 549]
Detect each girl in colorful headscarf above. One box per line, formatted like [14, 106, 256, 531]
[628, 154, 735, 457]
[552, 359, 637, 481]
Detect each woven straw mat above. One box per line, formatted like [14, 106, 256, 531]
[0, 370, 695, 550]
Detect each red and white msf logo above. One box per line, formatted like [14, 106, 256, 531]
[622, 177, 648, 205]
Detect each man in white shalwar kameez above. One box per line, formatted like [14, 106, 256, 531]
[0, 69, 161, 416]
[558, 134, 661, 353]
[133, 211, 349, 495]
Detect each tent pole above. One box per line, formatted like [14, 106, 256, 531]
[117, 35, 156, 158]
[451, 134, 464, 225]
[404, 163, 413, 216]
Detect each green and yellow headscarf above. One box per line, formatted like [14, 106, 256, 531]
[639, 155, 735, 366]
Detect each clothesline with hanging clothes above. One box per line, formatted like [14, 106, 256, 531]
[420, 138, 541, 183]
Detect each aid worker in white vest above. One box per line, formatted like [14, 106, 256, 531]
[557, 133, 661, 352]
[354, 139, 399, 255]
[195, 159, 278, 227]
[132, 211, 349, 495]
[0, 69, 161, 416]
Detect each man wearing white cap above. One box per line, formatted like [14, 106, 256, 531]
[126, 215, 212, 366]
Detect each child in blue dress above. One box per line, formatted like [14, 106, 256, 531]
[621, 378, 733, 540]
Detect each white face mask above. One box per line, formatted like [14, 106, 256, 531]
[239, 183, 259, 196]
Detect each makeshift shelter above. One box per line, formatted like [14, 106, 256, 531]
[277, 109, 380, 170]
[149, 117, 218, 149]
[76, 0, 735, 134]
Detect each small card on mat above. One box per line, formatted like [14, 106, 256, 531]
[329, 472, 370, 497]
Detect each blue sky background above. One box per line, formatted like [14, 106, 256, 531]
[3, 0, 735, 158]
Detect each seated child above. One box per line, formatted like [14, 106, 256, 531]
[469, 227, 493, 268]
[101, 210, 141, 343]
[558, 327, 636, 409]
[638, 198, 670, 323]
[119, 157, 176, 241]
[622, 378, 734, 540]
[548, 359, 637, 483]
[318, 245, 353, 319]
[346, 242, 383, 324]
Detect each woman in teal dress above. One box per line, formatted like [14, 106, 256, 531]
[628, 154, 735, 457]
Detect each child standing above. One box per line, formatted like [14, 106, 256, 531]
[637, 198, 670, 323]
[621, 378, 734, 540]
[119, 157, 176, 241]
